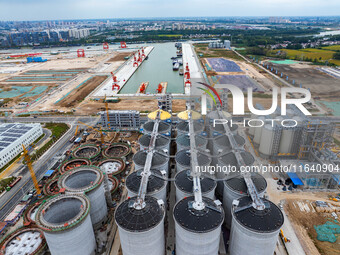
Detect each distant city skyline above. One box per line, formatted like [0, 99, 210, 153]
[0, 0, 339, 21]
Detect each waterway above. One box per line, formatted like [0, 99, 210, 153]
[119, 43, 184, 94]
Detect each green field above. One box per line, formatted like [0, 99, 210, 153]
[274, 46, 340, 65]
[157, 34, 182, 38]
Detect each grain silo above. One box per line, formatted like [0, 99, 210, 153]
[173, 196, 224, 255]
[36, 194, 96, 255]
[176, 120, 204, 136]
[139, 134, 171, 153]
[133, 150, 169, 173]
[103, 142, 131, 158]
[278, 117, 301, 155]
[58, 166, 108, 229]
[97, 158, 125, 176]
[175, 149, 211, 173]
[229, 196, 284, 255]
[115, 196, 165, 255]
[258, 124, 281, 159]
[126, 169, 167, 203]
[176, 134, 207, 152]
[143, 121, 171, 136]
[253, 116, 265, 147]
[223, 173, 267, 228]
[0, 227, 46, 255]
[248, 114, 257, 137]
[213, 134, 245, 155]
[174, 170, 216, 201]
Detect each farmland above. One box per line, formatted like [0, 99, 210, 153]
[273, 47, 340, 65]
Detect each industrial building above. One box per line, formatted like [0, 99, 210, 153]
[99, 110, 140, 131]
[0, 123, 43, 168]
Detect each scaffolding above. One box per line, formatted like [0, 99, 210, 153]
[158, 94, 173, 113]
[99, 110, 140, 131]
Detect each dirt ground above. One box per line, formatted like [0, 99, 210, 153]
[285, 199, 340, 255]
[77, 99, 187, 115]
[265, 62, 340, 100]
[107, 52, 134, 62]
[0, 83, 56, 107]
[57, 76, 108, 108]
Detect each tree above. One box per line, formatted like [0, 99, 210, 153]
[333, 52, 340, 60]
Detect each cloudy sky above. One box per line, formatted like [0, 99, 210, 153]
[0, 0, 339, 21]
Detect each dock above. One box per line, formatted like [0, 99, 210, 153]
[160, 82, 167, 94]
[137, 82, 149, 94]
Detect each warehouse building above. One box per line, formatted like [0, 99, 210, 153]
[0, 123, 43, 168]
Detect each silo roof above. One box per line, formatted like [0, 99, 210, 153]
[233, 196, 284, 233]
[225, 173, 267, 194]
[175, 150, 211, 167]
[139, 134, 169, 148]
[143, 121, 171, 133]
[148, 109, 171, 120]
[177, 121, 204, 133]
[177, 110, 202, 120]
[173, 196, 224, 233]
[126, 169, 166, 194]
[133, 151, 168, 167]
[176, 134, 207, 148]
[175, 170, 216, 194]
[115, 196, 164, 232]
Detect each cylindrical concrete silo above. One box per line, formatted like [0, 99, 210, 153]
[175, 149, 211, 173]
[229, 196, 284, 255]
[213, 134, 245, 155]
[278, 117, 300, 155]
[176, 134, 207, 152]
[0, 227, 46, 255]
[248, 114, 257, 137]
[72, 144, 101, 160]
[139, 134, 171, 154]
[176, 120, 204, 136]
[133, 150, 169, 173]
[174, 196, 224, 255]
[205, 110, 231, 126]
[143, 121, 171, 136]
[58, 166, 107, 229]
[253, 117, 265, 147]
[174, 170, 216, 201]
[126, 169, 167, 203]
[223, 173, 267, 229]
[115, 196, 165, 255]
[258, 124, 279, 159]
[36, 194, 96, 255]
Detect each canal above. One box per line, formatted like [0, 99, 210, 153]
[119, 42, 184, 94]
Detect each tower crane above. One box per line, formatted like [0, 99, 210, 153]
[22, 145, 42, 197]
[78, 121, 105, 147]
[104, 95, 111, 129]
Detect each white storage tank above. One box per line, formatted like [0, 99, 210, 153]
[175, 149, 211, 173]
[259, 124, 280, 159]
[278, 117, 301, 155]
[252, 116, 265, 147]
[176, 134, 207, 152]
[133, 150, 169, 173]
[36, 194, 96, 255]
[174, 196, 224, 255]
[248, 114, 257, 137]
[143, 121, 171, 136]
[229, 196, 284, 255]
[174, 170, 216, 201]
[223, 173, 267, 229]
[139, 134, 171, 154]
[58, 166, 108, 229]
[115, 196, 165, 255]
[126, 169, 167, 203]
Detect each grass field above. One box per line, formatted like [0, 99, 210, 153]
[194, 44, 243, 61]
[157, 34, 182, 38]
[274, 46, 340, 65]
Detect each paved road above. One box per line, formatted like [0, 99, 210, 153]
[0, 124, 76, 221]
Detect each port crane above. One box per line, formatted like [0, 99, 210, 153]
[78, 121, 105, 147]
[22, 144, 42, 197]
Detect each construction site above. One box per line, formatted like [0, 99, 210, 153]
[0, 40, 340, 255]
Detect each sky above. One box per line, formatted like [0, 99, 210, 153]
[0, 0, 339, 21]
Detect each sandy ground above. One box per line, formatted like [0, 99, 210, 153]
[266, 177, 340, 255]
[265, 62, 340, 100]
[57, 75, 108, 108]
[76, 99, 187, 115]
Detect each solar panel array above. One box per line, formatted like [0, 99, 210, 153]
[0, 124, 38, 152]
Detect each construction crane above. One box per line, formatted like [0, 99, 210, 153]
[22, 144, 42, 197]
[104, 95, 111, 129]
[74, 125, 79, 136]
[78, 121, 105, 147]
